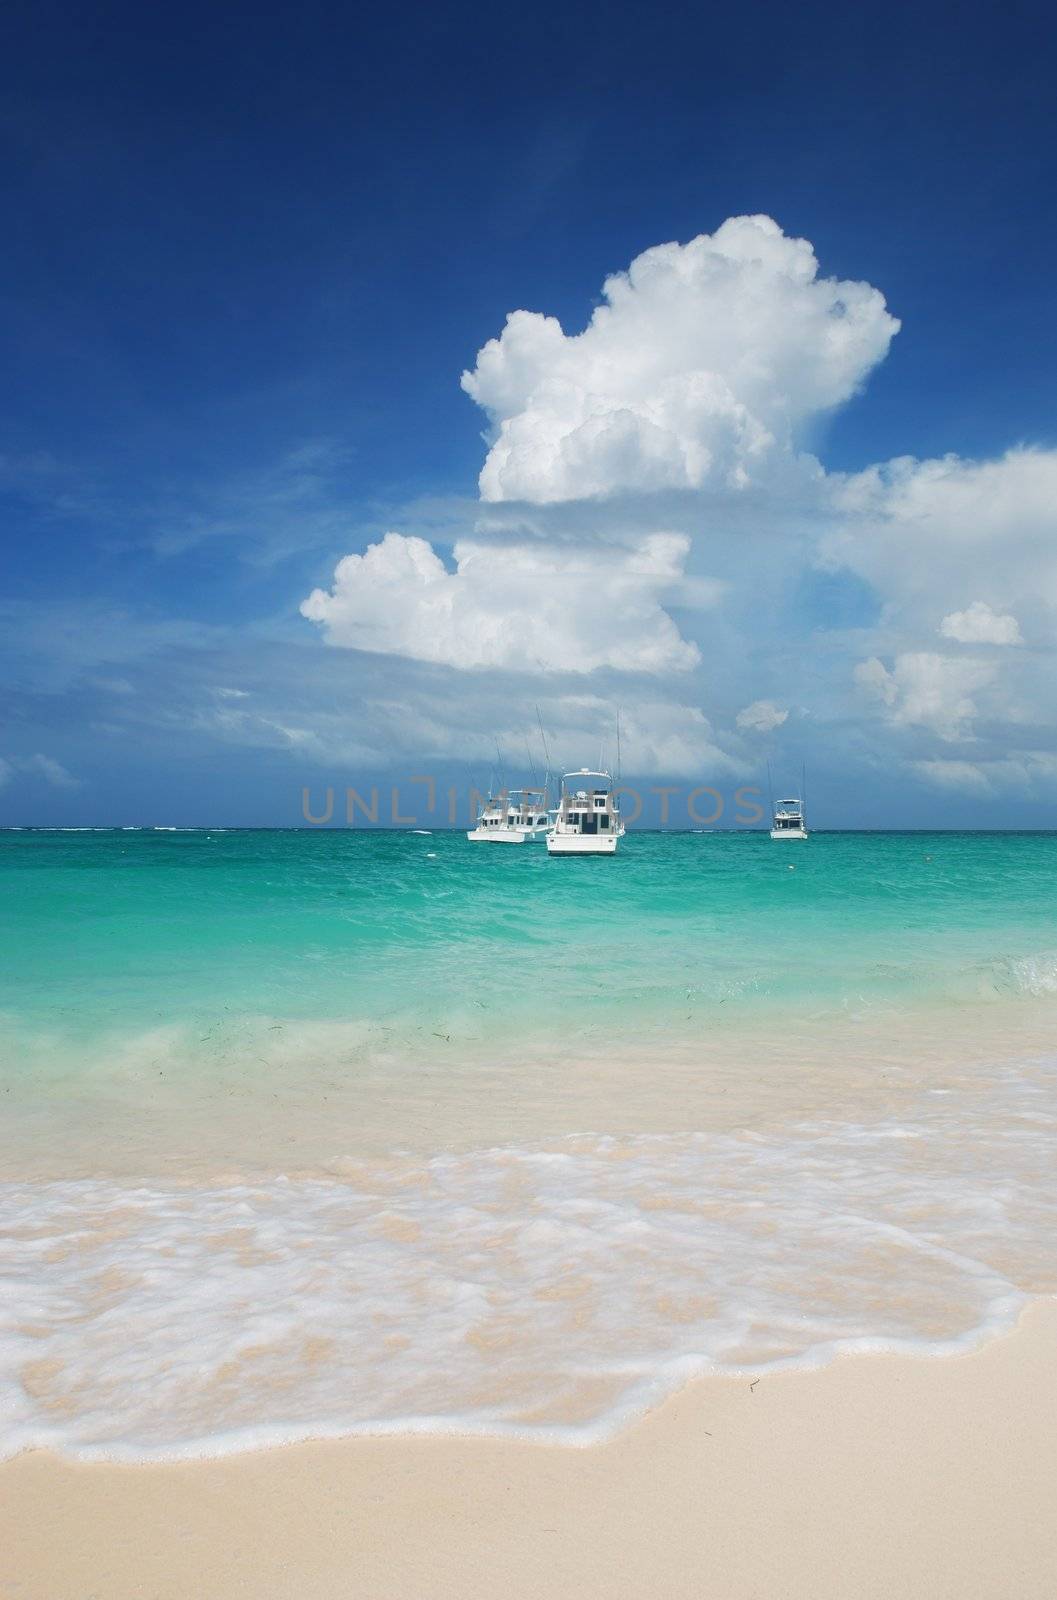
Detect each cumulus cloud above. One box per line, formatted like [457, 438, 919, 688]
[939, 600, 1023, 646]
[854, 653, 996, 742]
[301, 530, 700, 672]
[829, 448, 1057, 758]
[300, 217, 899, 724]
[828, 447, 1057, 631]
[735, 699, 788, 733]
[283, 219, 1057, 807]
[462, 214, 898, 503]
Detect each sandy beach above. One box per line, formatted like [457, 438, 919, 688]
[4, 1299, 1056, 1600]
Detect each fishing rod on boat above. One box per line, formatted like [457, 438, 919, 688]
[524, 735, 539, 791]
[494, 736, 508, 804]
[535, 704, 552, 807]
[467, 761, 484, 829]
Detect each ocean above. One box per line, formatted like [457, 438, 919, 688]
[2, 827, 1057, 1459]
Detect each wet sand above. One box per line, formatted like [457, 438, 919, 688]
[4, 1299, 1056, 1600]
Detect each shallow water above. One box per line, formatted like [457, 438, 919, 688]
[2, 828, 1057, 1459]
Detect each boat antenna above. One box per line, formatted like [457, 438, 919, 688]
[766, 759, 775, 822]
[615, 707, 622, 782]
[802, 761, 808, 819]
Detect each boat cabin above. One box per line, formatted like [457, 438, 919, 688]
[558, 783, 618, 836]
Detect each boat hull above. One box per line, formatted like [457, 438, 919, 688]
[770, 828, 808, 840]
[546, 832, 619, 855]
[466, 827, 547, 843]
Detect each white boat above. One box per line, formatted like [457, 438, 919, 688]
[770, 797, 808, 840]
[547, 770, 624, 856]
[467, 789, 550, 843]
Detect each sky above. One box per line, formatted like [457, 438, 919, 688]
[2, 0, 1057, 826]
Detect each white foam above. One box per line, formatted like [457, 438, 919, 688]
[1005, 951, 1057, 996]
[3, 1057, 1056, 1463]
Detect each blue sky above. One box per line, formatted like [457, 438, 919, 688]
[3, 0, 1057, 825]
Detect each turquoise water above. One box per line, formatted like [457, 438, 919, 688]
[3, 829, 1057, 1059]
[4, 828, 1057, 1462]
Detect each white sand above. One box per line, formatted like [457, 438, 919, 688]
[4, 1300, 1056, 1600]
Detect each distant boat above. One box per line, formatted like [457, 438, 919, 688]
[547, 770, 624, 856]
[770, 796, 808, 840]
[467, 788, 550, 844]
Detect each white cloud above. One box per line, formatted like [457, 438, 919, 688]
[0, 595, 746, 783]
[26, 753, 81, 788]
[531, 695, 743, 779]
[301, 530, 700, 673]
[939, 600, 1023, 646]
[735, 699, 788, 733]
[853, 656, 899, 708]
[666, 574, 729, 611]
[462, 214, 898, 503]
[829, 447, 1057, 631]
[914, 752, 1057, 798]
[280, 221, 1057, 808]
[854, 653, 995, 742]
[830, 449, 1057, 754]
[913, 759, 995, 796]
[4, 753, 82, 789]
[182, 655, 737, 778]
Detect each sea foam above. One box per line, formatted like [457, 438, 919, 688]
[3, 1055, 1055, 1463]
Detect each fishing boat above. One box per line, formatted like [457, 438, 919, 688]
[547, 770, 624, 856]
[770, 796, 808, 840]
[467, 789, 550, 843]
